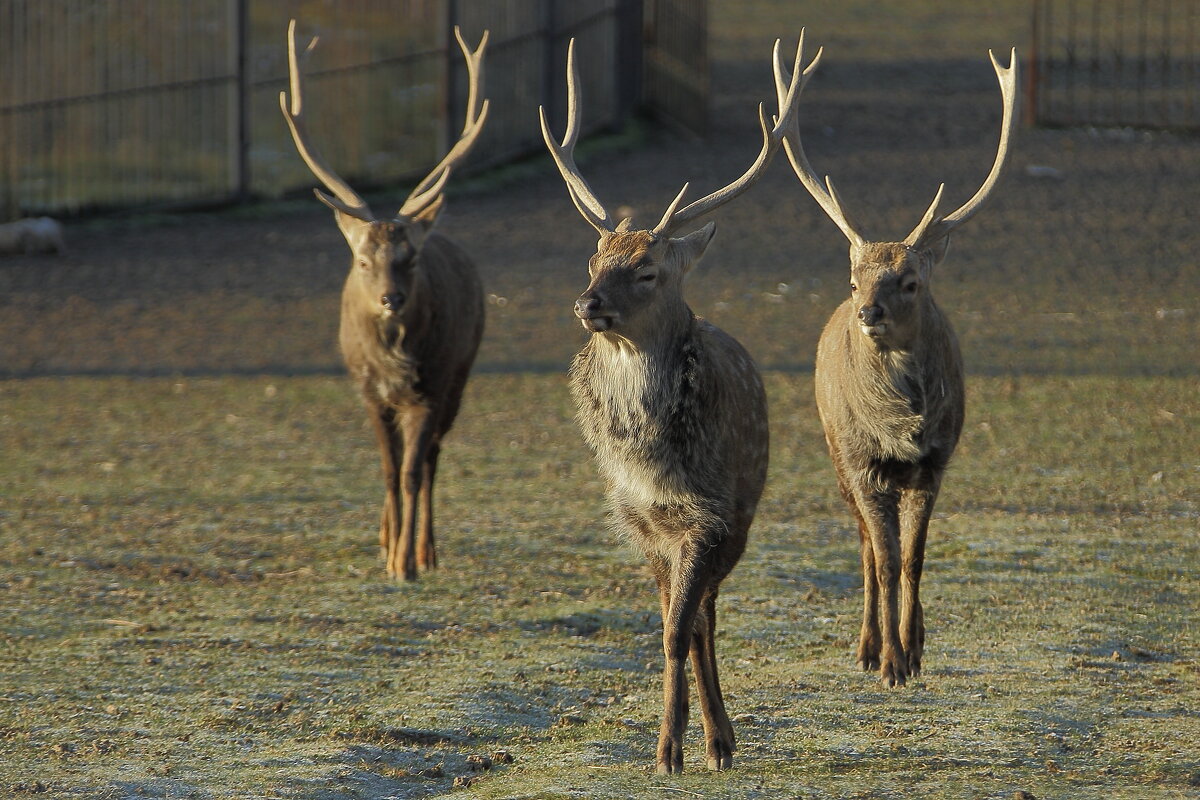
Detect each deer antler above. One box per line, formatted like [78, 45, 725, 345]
[399, 27, 491, 219]
[772, 38, 864, 249]
[538, 39, 616, 236]
[651, 31, 818, 238]
[903, 49, 1018, 248]
[280, 19, 375, 221]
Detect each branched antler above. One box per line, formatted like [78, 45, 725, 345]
[652, 30, 818, 238]
[538, 39, 616, 235]
[904, 49, 1018, 248]
[775, 45, 1018, 250]
[280, 19, 374, 221]
[280, 21, 490, 223]
[541, 33, 818, 239]
[399, 27, 491, 218]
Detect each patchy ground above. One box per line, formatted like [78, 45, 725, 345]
[1, 1, 1197, 798]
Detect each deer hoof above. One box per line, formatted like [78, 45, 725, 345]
[656, 738, 685, 774]
[706, 742, 734, 771]
[879, 656, 909, 688]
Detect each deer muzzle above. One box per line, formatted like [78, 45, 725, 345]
[381, 292, 407, 314]
[857, 304, 886, 336]
[574, 293, 615, 333]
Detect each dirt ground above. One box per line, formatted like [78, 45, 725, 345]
[1, 2, 1196, 381]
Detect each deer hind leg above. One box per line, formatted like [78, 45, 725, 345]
[690, 589, 734, 771]
[386, 407, 435, 581]
[369, 405, 402, 566]
[899, 477, 941, 676]
[415, 439, 441, 571]
[856, 488, 906, 687]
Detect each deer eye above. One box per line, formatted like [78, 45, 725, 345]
[638, 272, 657, 283]
[849, 281, 858, 292]
[903, 281, 918, 293]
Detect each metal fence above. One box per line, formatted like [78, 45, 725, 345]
[1027, 0, 1200, 129]
[0, 0, 706, 218]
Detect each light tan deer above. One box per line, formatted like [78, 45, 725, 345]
[774, 47, 1017, 686]
[280, 20, 488, 581]
[542, 34, 816, 774]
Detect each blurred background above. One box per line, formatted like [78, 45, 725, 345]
[0, 0, 1196, 378]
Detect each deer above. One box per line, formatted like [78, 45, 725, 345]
[280, 20, 488, 581]
[540, 33, 816, 774]
[773, 47, 1017, 686]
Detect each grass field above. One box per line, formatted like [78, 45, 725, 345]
[1, 373, 1197, 799]
[2, 0, 1199, 798]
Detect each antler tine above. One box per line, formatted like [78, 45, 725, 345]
[772, 36, 865, 249]
[653, 31, 817, 238]
[539, 39, 615, 235]
[279, 19, 374, 222]
[399, 27, 491, 218]
[906, 48, 1019, 248]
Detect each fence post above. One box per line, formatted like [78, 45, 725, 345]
[445, 0, 459, 157]
[1027, 0, 1042, 126]
[228, 0, 249, 202]
[541, 0, 558, 132]
[616, 0, 644, 122]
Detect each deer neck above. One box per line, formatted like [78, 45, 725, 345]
[592, 300, 694, 360]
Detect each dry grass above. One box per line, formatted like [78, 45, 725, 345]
[1, 1, 1198, 797]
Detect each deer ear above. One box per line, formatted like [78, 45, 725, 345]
[923, 233, 951, 271]
[671, 221, 717, 273]
[406, 195, 445, 249]
[323, 195, 372, 251]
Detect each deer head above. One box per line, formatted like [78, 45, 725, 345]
[542, 34, 819, 343]
[280, 20, 488, 318]
[775, 47, 1017, 350]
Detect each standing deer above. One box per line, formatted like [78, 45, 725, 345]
[280, 21, 488, 581]
[541, 35, 815, 774]
[774, 48, 1017, 686]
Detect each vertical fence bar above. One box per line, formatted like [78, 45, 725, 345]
[615, 0, 643, 122]
[541, 0, 558, 133]
[229, 0, 249, 202]
[1027, 0, 1041, 126]
[445, 0, 458, 157]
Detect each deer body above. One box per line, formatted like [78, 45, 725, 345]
[337, 226, 484, 579]
[775, 48, 1017, 686]
[281, 21, 489, 580]
[814, 244, 964, 685]
[543, 35, 813, 774]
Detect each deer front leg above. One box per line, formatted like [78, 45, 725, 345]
[856, 488, 907, 687]
[899, 479, 940, 676]
[656, 553, 709, 775]
[368, 405, 402, 568]
[855, 516, 881, 672]
[839, 473, 880, 671]
[690, 590, 735, 771]
[388, 406, 435, 581]
[415, 440, 441, 571]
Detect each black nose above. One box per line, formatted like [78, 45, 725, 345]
[381, 292, 406, 311]
[858, 305, 883, 326]
[574, 295, 602, 317]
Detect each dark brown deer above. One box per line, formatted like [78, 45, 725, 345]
[774, 48, 1017, 686]
[541, 35, 815, 774]
[280, 21, 488, 581]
